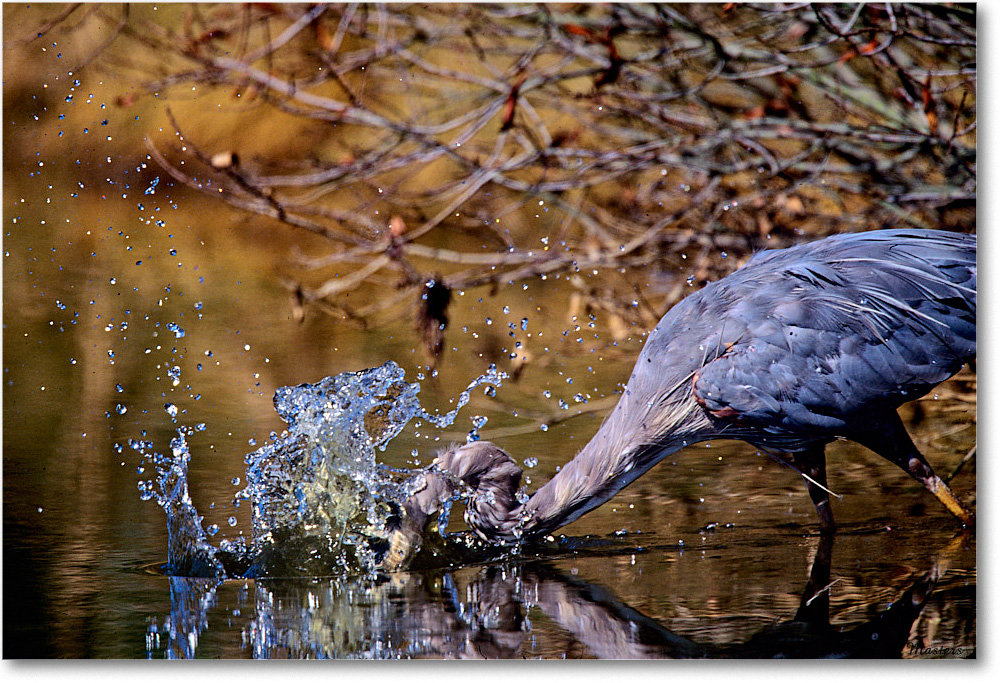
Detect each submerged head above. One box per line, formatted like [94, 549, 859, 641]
[381, 441, 524, 571]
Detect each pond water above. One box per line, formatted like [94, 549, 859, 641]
[2, 182, 977, 656]
[2, 5, 976, 659]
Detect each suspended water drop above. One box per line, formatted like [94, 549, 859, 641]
[137, 480, 156, 501]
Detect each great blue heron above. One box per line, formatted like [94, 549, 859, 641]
[386, 229, 976, 569]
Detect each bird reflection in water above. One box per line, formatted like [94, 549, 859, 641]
[147, 531, 973, 659]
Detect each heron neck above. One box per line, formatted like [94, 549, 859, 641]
[495, 433, 695, 541]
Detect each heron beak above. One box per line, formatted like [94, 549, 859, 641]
[382, 522, 423, 572]
[379, 467, 455, 571]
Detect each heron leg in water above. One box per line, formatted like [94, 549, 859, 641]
[791, 447, 837, 533]
[854, 413, 975, 527]
[794, 532, 834, 625]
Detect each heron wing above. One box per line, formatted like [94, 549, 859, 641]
[690, 230, 975, 442]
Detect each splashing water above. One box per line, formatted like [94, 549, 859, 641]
[139, 361, 505, 577]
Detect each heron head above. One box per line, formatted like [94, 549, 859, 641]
[444, 441, 524, 538]
[380, 441, 523, 571]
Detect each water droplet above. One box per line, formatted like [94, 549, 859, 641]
[137, 480, 156, 501]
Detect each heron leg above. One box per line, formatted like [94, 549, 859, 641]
[791, 447, 836, 534]
[855, 413, 975, 527]
[794, 532, 834, 625]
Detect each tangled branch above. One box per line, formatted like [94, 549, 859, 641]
[75, 3, 974, 359]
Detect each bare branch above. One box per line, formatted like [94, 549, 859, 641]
[99, 2, 974, 351]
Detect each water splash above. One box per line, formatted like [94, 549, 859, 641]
[141, 428, 226, 578]
[141, 360, 505, 578]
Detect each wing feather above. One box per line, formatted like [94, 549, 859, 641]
[690, 230, 975, 443]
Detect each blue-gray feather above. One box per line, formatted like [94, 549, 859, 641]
[690, 229, 975, 446]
